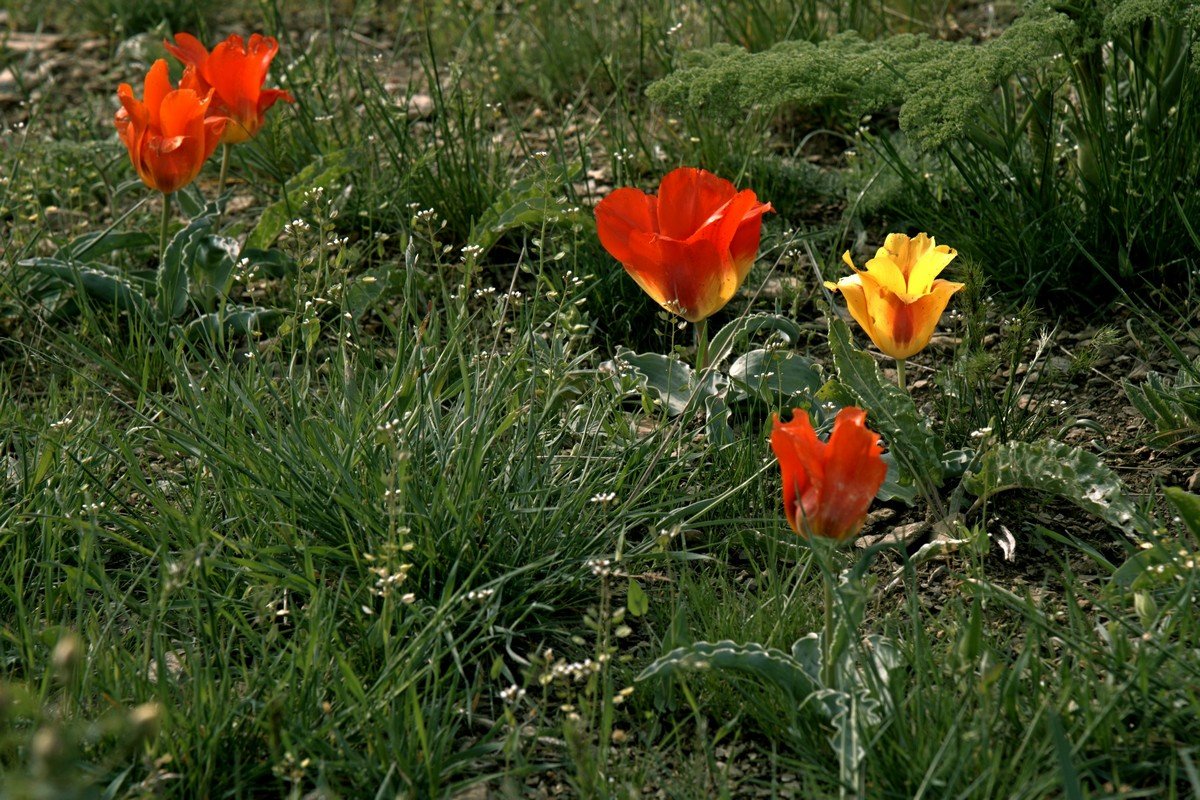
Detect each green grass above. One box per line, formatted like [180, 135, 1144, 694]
[3, 0, 1200, 797]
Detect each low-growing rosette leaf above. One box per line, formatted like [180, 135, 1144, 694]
[24, 259, 152, 318]
[637, 640, 818, 702]
[729, 348, 823, 407]
[963, 439, 1155, 538]
[612, 349, 698, 416]
[184, 308, 284, 345]
[707, 313, 804, 368]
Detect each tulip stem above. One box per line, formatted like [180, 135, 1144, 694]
[895, 358, 907, 392]
[216, 144, 231, 227]
[159, 192, 172, 264]
[695, 318, 710, 372]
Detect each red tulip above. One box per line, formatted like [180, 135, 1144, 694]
[115, 60, 226, 194]
[594, 167, 772, 322]
[770, 407, 887, 542]
[165, 33, 294, 144]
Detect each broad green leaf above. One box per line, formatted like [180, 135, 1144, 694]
[637, 640, 816, 702]
[344, 263, 404, 320]
[239, 248, 296, 279]
[57, 230, 154, 261]
[245, 149, 357, 250]
[613, 349, 698, 416]
[627, 579, 649, 617]
[877, 453, 918, 504]
[827, 316, 944, 487]
[963, 439, 1154, 538]
[1164, 487, 1200, 537]
[160, 215, 215, 320]
[183, 308, 284, 345]
[729, 348, 823, 407]
[468, 163, 583, 256]
[24, 259, 151, 317]
[704, 392, 734, 444]
[708, 313, 804, 367]
[188, 235, 239, 309]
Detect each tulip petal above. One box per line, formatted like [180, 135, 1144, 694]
[653, 236, 729, 322]
[770, 411, 826, 536]
[830, 274, 877, 346]
[595, 187, 660, 268]
[860, 253, 909, 301]
[816, 407, 887, 540]
[164, 33, 211, 72]
[143, 60, 172, 131]
[897, 278, 965, 355]
[157, 89, 207, 139]
[715, 191, 771, 281]
[655, 167, 736, 242]
[257, 87, 295, 115]
[859, 271, 921, 359]
[906, 244, 957, 297]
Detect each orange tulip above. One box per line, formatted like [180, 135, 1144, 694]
[826, 233, 964, 360]
[165, 33, 294, 144]
[595, 167, 772, 322]
[770, 406, 887, 543]
[115, 60, 226, 194]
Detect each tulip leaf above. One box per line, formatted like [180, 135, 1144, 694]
[876, 453, 918, 504]
[708, 313, 804, 368]
[962, 438, 1154, 539]
[704, 392, 734, 444]
[183, 307, 284, 346]
[238, 248, 296, 279]
[469, 165, 582, 257]
[56, 230, 155, 261]
[245, 149, 357, 251]
[23, 259, 151, 318]
[827, 316, 944, 489]
[1164, 487, 1200, 537]
[1111, 488, 1199, 589]
[613, 349, 699, 416]
[160, 216, 216, 320]
[637, 640, 817, 702]
[187, 235, 240, 309]
[729, 348, 823, 408]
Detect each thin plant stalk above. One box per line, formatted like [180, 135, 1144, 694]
[215, 144, 231, 226]
[695, 318, 709, 372]
[159, 192, 172, 262]
[896, 357, 906, 392]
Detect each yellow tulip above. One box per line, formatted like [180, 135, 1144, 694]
[825, 232, 965, 361]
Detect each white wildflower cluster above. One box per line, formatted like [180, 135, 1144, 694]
[363, 546, 416, 608]
[377, 417, 402, 433]
[499, 684, 526, 703]
[587, 557, 613, 577]
[412, 207, 438, 224]
[589, 492, 618, 505]
[612, 147, 634, 164]
[464, 588, 495, 603]
[539, 653, 606, 686]
[283, 218, 311, 235]
[461, 243, 484, 262]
